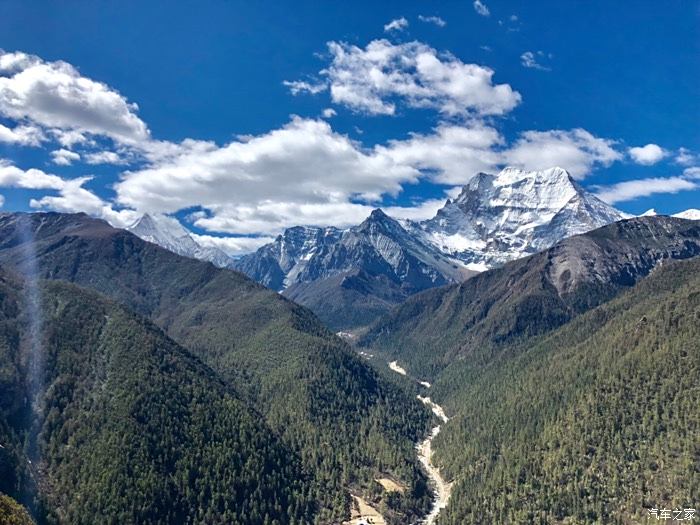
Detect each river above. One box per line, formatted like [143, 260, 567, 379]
[387, 362, 452, 525]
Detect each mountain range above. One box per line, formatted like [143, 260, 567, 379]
[0, 205, 697, 524]
[127, 167, 699, 330]
[233, 167, 628, 328]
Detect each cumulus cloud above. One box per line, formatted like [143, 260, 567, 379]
[0, 159, 137, 226]
[83, 150, 125, 165]
[504, 129, 622, 179]
[321, 107, 336, 118]
[675, 147, 696, 166]
[384, 197, 449, 221]
[418, 15, 446, 27]
[595, 176, 697, 204]
[0, 160, 66, 189]
[115, 117, 421, 234]
[473, 0, 490, 16]
[683, 166, 700, 179]
[0, 123, 44, 145]
[50, 148, 81, 165]
[29, 175, 138, 227]
[628, 143, 667, 165]
[320, 39, 520, 116]
[520, 51, 551, 71]
[0, 50, 149, 144]
[384, 17, 409, 32]
[377, 122, 503, 184]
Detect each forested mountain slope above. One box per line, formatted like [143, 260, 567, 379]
[0, 212, 431, 524]
[433, 256, 700, 524]
[361, 217, 700, 379]
[0, 276, 315, 524]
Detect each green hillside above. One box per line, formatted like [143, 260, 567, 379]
[0, 212, 431, 523]
[0, 277, 314, 524]
[433, 256, 700, 524]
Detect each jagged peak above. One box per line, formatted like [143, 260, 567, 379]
[493, 166, 574, 186]
[369, 208, 389, 220]
[454, 167, 578, 202]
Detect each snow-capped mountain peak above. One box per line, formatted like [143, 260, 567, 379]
[673, 208, 700, 220]
[127, 213, 233, 268]
[416, 166, 625, 267]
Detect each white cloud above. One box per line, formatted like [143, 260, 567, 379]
[520, 51, 551, 71]
[321, 107, 337, 118]
[595, 176, 698, 204]
[110, 117, 622, 235]
[683, 167, 700, 179]
[0, 194, 4, 207]
[0, 50, 149, 144]
[50, 148, 81, 166]
[84, 150, 125, 165]
[504, 129, 622, 179]
[0, 123, 44, 145]
[322, 39, 520, 116]
[377, 122, 503, 184]
[418, 15, 446, 27]
[0, 159, 136, 226]
[628, 143, 667, 165]
[0, 160, 66, 189]
[1, 49, 630, 243]
[675, 147, 696, 166]
[50, 128, 91, 148]
[385, 197, 449, 221]
[282, 79, 327, 95]
[384, 17, 409, 32]
[29, 175, 138, 227]
[115, 117, 420, 234]
[191, 233, 276, 256]
[473, 0, 490, 16]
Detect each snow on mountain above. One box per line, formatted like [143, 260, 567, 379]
[232, 225, 344, 290]
[234, 209, 469, 292]
[673, 209, 700, 220]
[411, 167, 626, 267]
[127, 213, 233, 268]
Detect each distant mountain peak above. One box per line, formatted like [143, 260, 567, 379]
[673, 208, 700, 220]
[128, 213, 233, 268]
[415, 166, 625, 267]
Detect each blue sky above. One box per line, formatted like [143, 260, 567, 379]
[0, 0, 698, 253]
